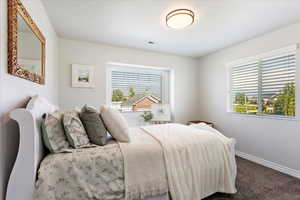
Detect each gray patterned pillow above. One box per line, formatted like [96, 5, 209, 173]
[63, 110, 91, 148]
[41, 111, 71, 153]
[80, 105, 108, 146]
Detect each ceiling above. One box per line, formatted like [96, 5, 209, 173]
[42, 0, 300, 58]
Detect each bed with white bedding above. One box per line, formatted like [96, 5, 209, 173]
[35, 128, 169, 200]
[6, 96, 237, 200]
[35, 124, 236, 200]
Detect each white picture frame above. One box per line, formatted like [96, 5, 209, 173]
[72, 64, 95, 88]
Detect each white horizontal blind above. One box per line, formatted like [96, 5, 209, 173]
[231, 61, 259, 99]
[261, 53, 296, 96]
[229, 45, 297, 117]
[111, 70, 162, 98]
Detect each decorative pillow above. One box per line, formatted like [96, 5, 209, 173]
[80, 105, 108, 146]
[63, 110, 91, 148]
[41, 111, 71, 153]
[100, 106, 130, 143]
[27, 95, 58, 113]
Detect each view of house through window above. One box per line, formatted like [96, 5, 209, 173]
[230, 46, 296, 117]
[109, 66, 169, 112]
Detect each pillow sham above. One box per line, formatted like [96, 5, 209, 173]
[41, 111, 71, 153]
[63, 110, 91, 148]
[100, 106, 130, 142]
[80, 105, 108, 146]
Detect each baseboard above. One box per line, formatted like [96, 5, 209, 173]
[236, 151, 300, 179]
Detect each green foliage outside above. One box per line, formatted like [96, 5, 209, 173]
[233, 104, 258, 114]
[235, 92, 248, 105]
[273, 82, 295, 116]
[233, 92, 256, 113]
[112, 89, 124, 102]
[129, 87, 136, 97]
[141, 111, 153, 122]
[233, 82, 295, 116]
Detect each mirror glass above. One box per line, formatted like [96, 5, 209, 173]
[17, 13, 42, 75]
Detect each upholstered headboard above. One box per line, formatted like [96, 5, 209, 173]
[6, 96, 58, 200]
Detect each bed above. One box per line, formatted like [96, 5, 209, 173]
[6, 96, 237, 200]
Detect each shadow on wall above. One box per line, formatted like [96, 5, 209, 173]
[1, 97, 31, 198]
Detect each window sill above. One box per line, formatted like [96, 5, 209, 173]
[227, 112, 298, 121]
[120, 110, 148, 113]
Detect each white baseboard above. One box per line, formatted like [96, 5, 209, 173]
[236, 151, 300, 179]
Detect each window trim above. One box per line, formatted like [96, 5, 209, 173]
[106, 62, 174, 114]
[227, 44, 298, 119]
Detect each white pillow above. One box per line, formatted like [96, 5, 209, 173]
[26, 95, 58, 116]
[100, 106, 130, 142]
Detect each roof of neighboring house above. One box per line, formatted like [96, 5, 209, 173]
[121, 94, 161, 107]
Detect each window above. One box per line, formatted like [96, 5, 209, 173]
[107, 64, 170, 112]
[229, 45, 297, 117]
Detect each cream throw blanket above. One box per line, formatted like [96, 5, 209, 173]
[142, 124, 237, 200]
[119, 128, 169, 200]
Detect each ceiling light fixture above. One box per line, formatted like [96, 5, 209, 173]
[166, 9, 195, 29]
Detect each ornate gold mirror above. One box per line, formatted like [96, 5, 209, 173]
[8, 0, 45, 84]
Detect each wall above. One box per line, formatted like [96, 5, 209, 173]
[0, 0, 59, 199]
[58, 38, 198, 125]
[197, 22, 300, 171]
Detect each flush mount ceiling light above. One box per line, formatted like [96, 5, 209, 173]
[166, 9, 195, 29]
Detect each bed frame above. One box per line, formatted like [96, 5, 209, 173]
[6, 95, 169, 200]
[6, 96, 57, 200]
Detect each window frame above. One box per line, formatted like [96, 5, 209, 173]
[106, 62, 173, 113]
[227, 45, 298, 120]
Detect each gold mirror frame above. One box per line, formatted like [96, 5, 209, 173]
[8, 0, 46, 84]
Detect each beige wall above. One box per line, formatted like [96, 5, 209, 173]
[0, 0, 59, 199]
[197, 21, 300, 171]
[3, 1, 300, 198]
[58, 38, 199, 125]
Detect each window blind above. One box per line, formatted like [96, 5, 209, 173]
[111, 70, 162, 98]
[231, 61, 259, 98]
[229, 45, 297, 117]
[261, 53, 296, 96]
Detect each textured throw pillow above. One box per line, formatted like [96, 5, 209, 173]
[100, 106, 130, 142]
[80, 105, 108, 146]
[41, 111, 71, 153]
[63, 110, 91, 148]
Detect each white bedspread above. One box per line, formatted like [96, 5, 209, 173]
[142, 124, 237, 200]
[119, 128, 168, 200]
[34, 124, 236, 200]
[34, 129, 169, 200]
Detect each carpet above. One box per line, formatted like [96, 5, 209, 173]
[204, 157, 300, 200]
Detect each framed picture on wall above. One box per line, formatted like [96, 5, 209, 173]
[72, 64, 95, 88]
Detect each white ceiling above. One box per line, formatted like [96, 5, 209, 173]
[42, 0, 300, 57]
